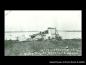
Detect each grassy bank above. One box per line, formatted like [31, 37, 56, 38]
[5, 39, 81, 56]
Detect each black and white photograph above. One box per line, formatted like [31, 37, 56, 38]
[5, 10, 82, 56]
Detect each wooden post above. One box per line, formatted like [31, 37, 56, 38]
[55, 27, 57, 38]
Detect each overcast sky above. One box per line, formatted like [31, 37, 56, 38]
[5, 10, 81, 31]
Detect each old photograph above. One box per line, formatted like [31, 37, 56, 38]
[5, 10, 82, 56]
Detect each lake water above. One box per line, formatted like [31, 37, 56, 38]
[5, 31, 82, 41]
[59, 32, 81, 39]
